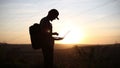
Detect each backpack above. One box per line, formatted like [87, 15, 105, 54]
[29, 23, 42, 49]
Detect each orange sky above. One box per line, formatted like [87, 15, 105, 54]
[0, 0, 120, 44]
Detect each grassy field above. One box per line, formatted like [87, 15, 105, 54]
[0, 43, 120, 68]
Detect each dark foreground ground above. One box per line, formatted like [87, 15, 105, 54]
[0, 43, 120, 68]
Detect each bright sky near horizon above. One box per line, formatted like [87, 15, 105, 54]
[0, 0, 120, 44]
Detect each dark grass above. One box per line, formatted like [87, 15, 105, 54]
[0, 43, 120, 68]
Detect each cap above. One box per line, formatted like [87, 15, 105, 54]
[56, 17, 59, 20]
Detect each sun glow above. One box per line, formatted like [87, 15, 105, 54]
[58, 27, 84, 44]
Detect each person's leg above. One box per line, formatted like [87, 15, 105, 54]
[42, 45, 54, 68]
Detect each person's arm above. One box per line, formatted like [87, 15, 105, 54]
[53, 37, 63, 40]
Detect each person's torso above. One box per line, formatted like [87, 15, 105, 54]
[40, 17, 53, 45]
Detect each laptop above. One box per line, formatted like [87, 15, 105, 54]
[53, 30, 70, 40]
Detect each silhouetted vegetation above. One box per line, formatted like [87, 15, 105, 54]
[0, 43, 120, 68]
[74, 43, 120, 68]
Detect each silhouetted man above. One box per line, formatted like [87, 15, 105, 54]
[40, 9, 62, 68]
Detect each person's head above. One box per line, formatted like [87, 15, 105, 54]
[47, 9, 59, 21]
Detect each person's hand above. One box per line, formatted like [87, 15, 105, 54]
[53, 32, 59, 36]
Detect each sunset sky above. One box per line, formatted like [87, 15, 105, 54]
[0, 0, 120, 44]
